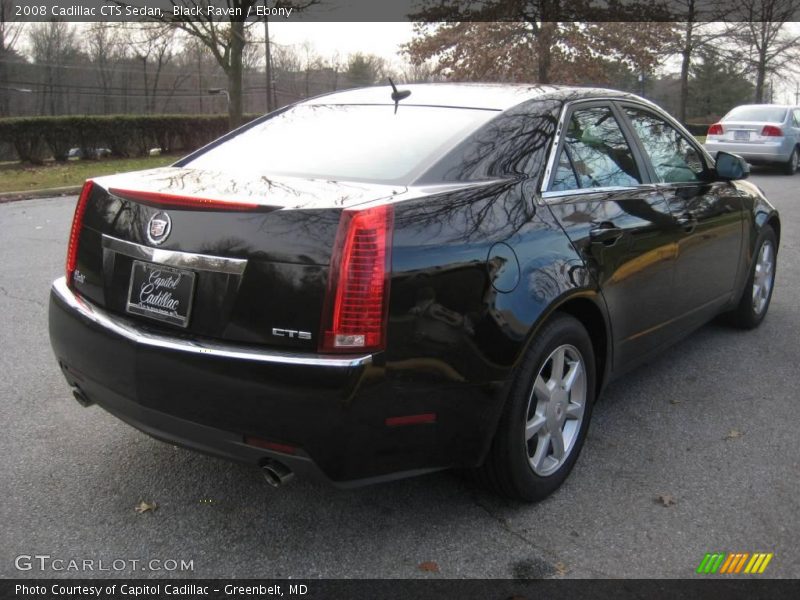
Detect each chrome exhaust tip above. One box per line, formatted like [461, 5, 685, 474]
[260, 459, 294, 488]
[72, 388, 94, 407]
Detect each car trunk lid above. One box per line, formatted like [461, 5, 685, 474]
[70, 167, 404, 352]
[715, 120, 786, 143]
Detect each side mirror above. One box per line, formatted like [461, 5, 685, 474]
[715, 151, 750, 180]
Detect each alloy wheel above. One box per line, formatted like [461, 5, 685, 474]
[752, 240, 775, 316]
[524, 344, 587, 477]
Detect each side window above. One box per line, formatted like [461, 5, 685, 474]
[550, 106, 642, 191]
[624, 107, 704, 184]
[793, 110, 800, 128]
[550, 149, 579, 191]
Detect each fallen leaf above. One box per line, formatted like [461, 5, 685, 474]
[554, 561, 568, 576]
[669, 398, 682, 405]
[724, 429, 744, 440]
[134, 500, 158, 514]
[418, 561, 440, 573]
[655, 494, 677, 507]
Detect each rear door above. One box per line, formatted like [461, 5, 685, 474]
[543, 102, 682, 370]
[618, 103, 744, 327]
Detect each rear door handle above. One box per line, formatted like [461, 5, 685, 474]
[589, 222, 624, 246]
[676, 212, 697, 233]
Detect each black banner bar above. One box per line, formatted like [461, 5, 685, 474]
[4, 579, 800, 600]
[7, 0, 800, 23]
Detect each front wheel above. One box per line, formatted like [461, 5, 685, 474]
[784, 147, 798, 175]
[729, 226, 777, 329]
[477, 314, 596, 502]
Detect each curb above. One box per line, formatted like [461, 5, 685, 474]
[0, 186, 82, 204]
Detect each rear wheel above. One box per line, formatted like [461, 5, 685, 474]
[477, 314, 596, 502]
[729, 226, 777, 329]
[784, 147, 799, 175]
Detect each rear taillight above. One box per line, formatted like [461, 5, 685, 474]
[66, 180, 94, 287]
[707, 123, 723, 136]
[761, 125, 783, 137]
[320, 204, 394, 353]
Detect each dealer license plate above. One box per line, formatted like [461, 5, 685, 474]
[126, 260, 196, 327]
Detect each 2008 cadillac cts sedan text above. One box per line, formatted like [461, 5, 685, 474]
[49, 84, 780, 501]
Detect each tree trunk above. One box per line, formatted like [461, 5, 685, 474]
[537, 21, 554, 84]
[754, 53, 767, 103]
[678, 20, 694, 124]
[228, 19, 245, 129]
[0, 59, 8, 116]
[264, 17, 273, 112]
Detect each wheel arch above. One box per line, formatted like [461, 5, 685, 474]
[521, 292, 612, 398]
[766, 213, 781, 248]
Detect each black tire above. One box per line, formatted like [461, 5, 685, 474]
[476, 313, 596, 502]
[729, 226, 777, 329]
[784, 147, 799, 175]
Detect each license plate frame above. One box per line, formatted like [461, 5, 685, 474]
[734, 130, 750, 142]
[125, 260, 196, 328]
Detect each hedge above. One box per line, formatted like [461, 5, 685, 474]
[0, 114, 714, 165]
[0, 114, 259, 164]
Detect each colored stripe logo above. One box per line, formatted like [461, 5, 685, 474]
[696, 552, 773, 574]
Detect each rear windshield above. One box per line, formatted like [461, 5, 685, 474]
[722, 106, 787, 122]
[183, 104, 498, 184]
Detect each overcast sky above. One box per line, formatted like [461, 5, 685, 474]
[269, 22, 416, 68]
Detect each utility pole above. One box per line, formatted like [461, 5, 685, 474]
[795, 81, 799, 105]
[264, 9, 273, 112]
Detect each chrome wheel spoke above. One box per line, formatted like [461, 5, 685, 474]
[523, 343, 588, 477]
[525, 414, 546, 441]
[533, 374, 551, 402]
[752, 241, 775, 315]
[565, 400, 584, 421]
[530, 433, 551, 471]
[551, 347, 566, 382]
[563, 359, 582, 392]
[550, 426, 566, 460]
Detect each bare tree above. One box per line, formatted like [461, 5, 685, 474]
[398, 59, 442, 83]
[662, 1, 735, 122]
[0, 0, 23, 115]
[300, 41, 322, 97]
[124, 23, 180, 114]
[85, 24, 124, 114]
[271, 42, 303, 100]
[29, 20, 82, 115]
[112, 1, 320, 128]
[726, 0, 800, 102]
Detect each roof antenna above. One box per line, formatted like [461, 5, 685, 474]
[388, 77, 411, 114]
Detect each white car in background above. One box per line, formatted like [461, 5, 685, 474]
[705, 104, 800, 174]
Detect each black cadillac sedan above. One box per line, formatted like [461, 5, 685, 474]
[49, 84, 780, 502]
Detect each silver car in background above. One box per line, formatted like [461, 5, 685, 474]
[705, 104, 800, 174]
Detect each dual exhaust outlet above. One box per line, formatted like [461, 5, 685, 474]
[260, 459, 294, 488]
[71, 385, 294, 489]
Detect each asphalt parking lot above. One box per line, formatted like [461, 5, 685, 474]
[1, 171, 798, 579]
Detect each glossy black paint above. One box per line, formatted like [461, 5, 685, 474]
[49, 84, 780, 485]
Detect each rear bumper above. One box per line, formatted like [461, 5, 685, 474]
[705, 139, 795, 163]
[48, 278, 503, 486]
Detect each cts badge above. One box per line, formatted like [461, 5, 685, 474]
[272, 328, 312, 340]
[146, 212, 172, 245]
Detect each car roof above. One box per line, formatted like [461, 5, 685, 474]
[728, 104, 797, 110]
[303, 83, 638, 112]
